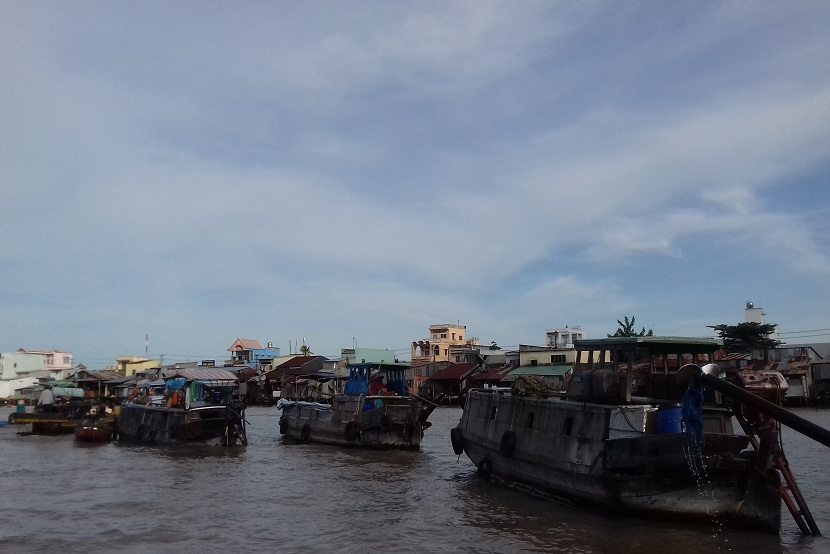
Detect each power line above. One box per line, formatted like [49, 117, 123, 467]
[779, 333, 830, 340]
[778, 328, 830, 336]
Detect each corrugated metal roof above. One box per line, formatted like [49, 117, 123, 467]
[164, 368, 238, 381]
[427, 363, 477, 383]
[276, 356, 318, 369]
[468, 366, 513, 382]
[74, 370, 124, 382]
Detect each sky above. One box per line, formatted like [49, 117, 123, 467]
[2, 2, 829, 368]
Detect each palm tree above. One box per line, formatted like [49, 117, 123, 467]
[299, 344, 313, 356]
[608, 316, 653, 338]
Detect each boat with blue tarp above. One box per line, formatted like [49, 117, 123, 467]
[452, 336, 830, 534]
[116, 368, 247, 446]
[278, 362, 436, 450]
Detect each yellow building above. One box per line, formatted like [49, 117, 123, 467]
[116, 356, 161, 376]
[411, 323, 479, 365]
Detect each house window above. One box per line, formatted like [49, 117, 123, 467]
[459, 335, 463, 340]
[530, 359, 538, 366]
[455, 356, 461, 362]
[441, 333, 447, 338]
[452, 333, 456, 340]
[444, 349, 448, 355]
[526, 412, 535, 428]
[551, 355, 566, 364]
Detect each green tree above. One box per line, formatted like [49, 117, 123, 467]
[299, 344, 313, 356]
[708, 322, 782, 359]
[608, 315, 653, 338]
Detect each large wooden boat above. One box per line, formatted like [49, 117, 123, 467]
[453, 337, 784, 532]
[116, 368, 247, 446]
[278, 363, 436, 450]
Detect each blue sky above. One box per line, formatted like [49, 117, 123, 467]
[2, 2, 829, 368]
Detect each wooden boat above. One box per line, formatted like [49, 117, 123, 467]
[9, 402, 89, 435]
[278, 363, 436, 450]
[115, 368, 247, 446]
[453, 337, 787, 533]
[74, 421, 113, 442]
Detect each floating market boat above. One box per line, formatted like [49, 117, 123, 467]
[278, 362, 436, 450]
[452, 337, 829, 534]
[116, 368, 247, 446]
[74, 419, 114, 443]
[8, 385, 89, 435]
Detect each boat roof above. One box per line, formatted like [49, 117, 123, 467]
[575, 336, 721, 353]
[164, 368, 238, 382]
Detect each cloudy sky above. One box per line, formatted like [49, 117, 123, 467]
[2, 2, 829, 367]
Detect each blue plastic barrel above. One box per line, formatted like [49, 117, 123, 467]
[656, 406, 683, 434]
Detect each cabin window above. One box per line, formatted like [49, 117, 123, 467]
[563, 417, 573, 436]
[526, 412, 535, 428]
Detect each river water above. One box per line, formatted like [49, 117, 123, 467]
[0, 405, 828, 553]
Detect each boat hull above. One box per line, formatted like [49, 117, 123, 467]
[116, 403, 247, 446]
[74, 424, 113, 443]
[279, 396, 424, 451]
[9, 413, 76, 435]
[456, 390, 781, 532]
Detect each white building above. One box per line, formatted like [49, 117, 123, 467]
[545, 326, 583, 349]
[0, 351, 47, 381]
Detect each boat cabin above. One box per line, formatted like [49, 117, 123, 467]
[572, 336, 721, 404]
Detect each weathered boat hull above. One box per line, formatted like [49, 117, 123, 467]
[74, 424, 113, 442]
[9, 412, 76, 435]
[279, 396, 424, 451]
[455, 390, 781, 532]
[116, 404, 247, 446]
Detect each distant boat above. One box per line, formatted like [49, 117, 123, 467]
[453, 337, 803, 533]
[278, 363, 437, 450]
[115, 368, 247, 446]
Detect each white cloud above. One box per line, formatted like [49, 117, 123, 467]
[2, 2, 829, 362]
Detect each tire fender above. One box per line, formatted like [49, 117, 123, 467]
[477, 457, 493, 479]
[450, 426, 464, 455]
[500, 430, 517, 457]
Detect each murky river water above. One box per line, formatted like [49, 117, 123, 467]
[0, 405, 828, 553]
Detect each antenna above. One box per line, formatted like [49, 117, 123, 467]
[145, 334, 149, 358]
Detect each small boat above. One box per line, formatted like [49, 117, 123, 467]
[74, 421, 113, 442]
[116, 368, 247, 446]
[278, 363, 437, 450]
[452, 336, 829, 534]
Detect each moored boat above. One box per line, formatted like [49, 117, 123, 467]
[74, 421, 113, 442]
[452, 337, 795, 532]
[116, 368, 247, 446]
[278, 363, 436, 450]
